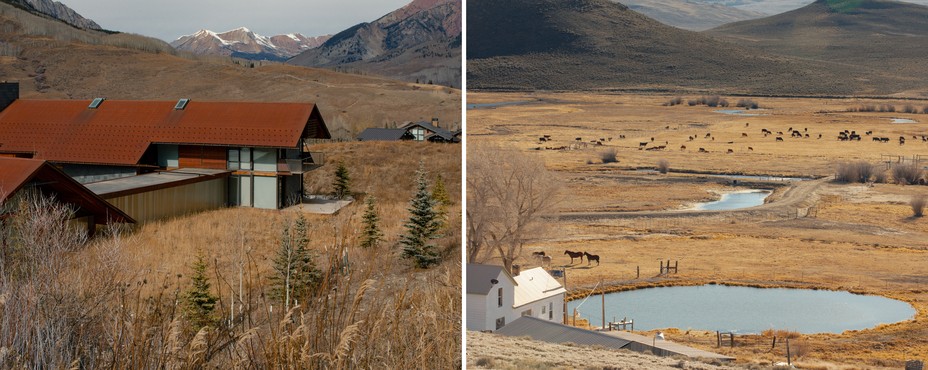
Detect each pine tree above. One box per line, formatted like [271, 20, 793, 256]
[271, 216, 322, 310]
[184, 251, 218, 330]
[360, 195, 383, 249]
[400, 162, 442, 268]
[291, 214, 322, 302]
[332, 162, 351, 200]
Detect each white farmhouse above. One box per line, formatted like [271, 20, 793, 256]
[466, 264, 566, 332]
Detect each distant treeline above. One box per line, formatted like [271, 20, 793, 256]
[664, 96, 759, 109]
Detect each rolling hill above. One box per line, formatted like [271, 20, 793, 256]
[288, 0, 461, 88]
[706, 0, 928, 84]
[467, 0, 917, 95]
[0, 1, 460, 138]
[619, 0, 766, 31]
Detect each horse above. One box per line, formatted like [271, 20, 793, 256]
[564, 250, 584, 264]
[541, 255, 552, 268]
[584, 252, 600, 266]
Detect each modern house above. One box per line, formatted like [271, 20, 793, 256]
[466, 263, 566, 332]
[0, 157, 134, 234]
[0, 83, 332, 221]
[356, 119, 459, 143]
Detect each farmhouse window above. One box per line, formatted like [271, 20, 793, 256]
[497, 287, 503, 307]
[495, 317, 505, 330]
[410, 127, 426, 141]
[549, 302, 553, 320]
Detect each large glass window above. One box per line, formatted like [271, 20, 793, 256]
[241, 148, 252, 170]
[253, 148, 276, 172]
[228, 148, 253, 170]
[410, 127, 426, 141]
[227, 149, 240, 170]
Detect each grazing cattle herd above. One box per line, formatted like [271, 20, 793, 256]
[529, 116, 927, 155]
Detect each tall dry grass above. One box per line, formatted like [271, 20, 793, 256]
[0, 141, 462, 368]
[892, 163, 924, 185]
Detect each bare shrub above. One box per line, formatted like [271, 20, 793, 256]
[663, 97, 683, 106]
[878, 104, 896, 113]
[600, 148, 618, 163]
[705, 95, 721, 107]
[657, 159, 669, 174]
[893, 163, 924, 185]
[902, 104, 917, 114]
[719, 98, 729, 107]
[736, 99, 759, 109]
[910, 195, 927, 217]
[835, 161, 874, 183]
[922, 106, 928, 114]
[687, 100, 697, 106]
[874, 170, 890, 184]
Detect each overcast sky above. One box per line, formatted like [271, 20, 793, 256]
[62, 0, 412, 42]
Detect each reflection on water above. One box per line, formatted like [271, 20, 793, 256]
[693, 190, 770, 210]
[568, 285, 915, 334]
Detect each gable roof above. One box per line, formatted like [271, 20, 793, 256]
[0, 157, 134, 224]
[0, 99, 330, 166]
[356, 128, 410, 141]
[466, 263, 517, 295]
[496, 316, 632, 349]
[402, 121, 454, 141]
[513, 267, 566, 307]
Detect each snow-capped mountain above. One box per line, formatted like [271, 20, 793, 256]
[170, 27, 331, 61]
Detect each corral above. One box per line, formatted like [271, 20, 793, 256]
[468, 92, 928, 368]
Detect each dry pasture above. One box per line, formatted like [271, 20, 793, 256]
[468, 92, 928, 368]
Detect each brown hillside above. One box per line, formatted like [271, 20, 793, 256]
[620, 0, 767, 31]
[0, 2, 460, 138]
[706, 0, 928, 88]
[467, 0, 926, 96]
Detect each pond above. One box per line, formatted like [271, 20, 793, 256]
[691, 189, 771, 210]
[891, 118, 918, 124]
[466, 101, 533, 110]
[714, 109, 768, 117]
[568, 285, 915, 334]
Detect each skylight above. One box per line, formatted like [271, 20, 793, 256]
[174, 98, 190, 110]
[88, 98, 104, 109]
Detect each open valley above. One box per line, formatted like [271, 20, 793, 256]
[467, 91, 928, 368]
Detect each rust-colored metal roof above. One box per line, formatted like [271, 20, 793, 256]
[0, 157, 134, 223]
[0, 99, 330, 166]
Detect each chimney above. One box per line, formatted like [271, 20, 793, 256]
[511, 264, 521, 276]
[432, 117, 439, 128]
[0, 82, 19, 112]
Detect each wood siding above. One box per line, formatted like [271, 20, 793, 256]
[178, 145, 226, 169]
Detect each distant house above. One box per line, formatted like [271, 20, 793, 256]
[0, 83, 332, 221]
[356, 118, 460, 143]
[0, 157, 134, 234]
[466, 264, 566, 332]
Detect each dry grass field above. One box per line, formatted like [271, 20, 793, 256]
[468, 92, 928, 368]
[1, 141, 461, 368]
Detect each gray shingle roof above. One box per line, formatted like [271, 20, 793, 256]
[356, 128, 409, 141]
[467, 264, 513, 295]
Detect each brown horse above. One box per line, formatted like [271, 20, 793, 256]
[584, 252, 600, 266]
[564, 250, 584, 264]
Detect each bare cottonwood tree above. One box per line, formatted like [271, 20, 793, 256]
[467, 144, 561, 273]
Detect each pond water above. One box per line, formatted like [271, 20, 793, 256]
[568, 285, 915, 334]
[714, 109, 768, 117]
[891, 118, 918, 124]
[466, 101, 532, 110]
[692, 189, 771, 210]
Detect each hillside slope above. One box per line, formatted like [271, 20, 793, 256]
[467, 0, 917, 95]
[0, 2, 460, 138]
[620, 0, 766, 31]
[706, 0, 928, 83]
[288, 0, 461, 88]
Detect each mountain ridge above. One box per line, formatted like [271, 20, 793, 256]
[467, 0, 924, 95]
[287, 0, 461, 87]
[170, 27, 331, 61]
